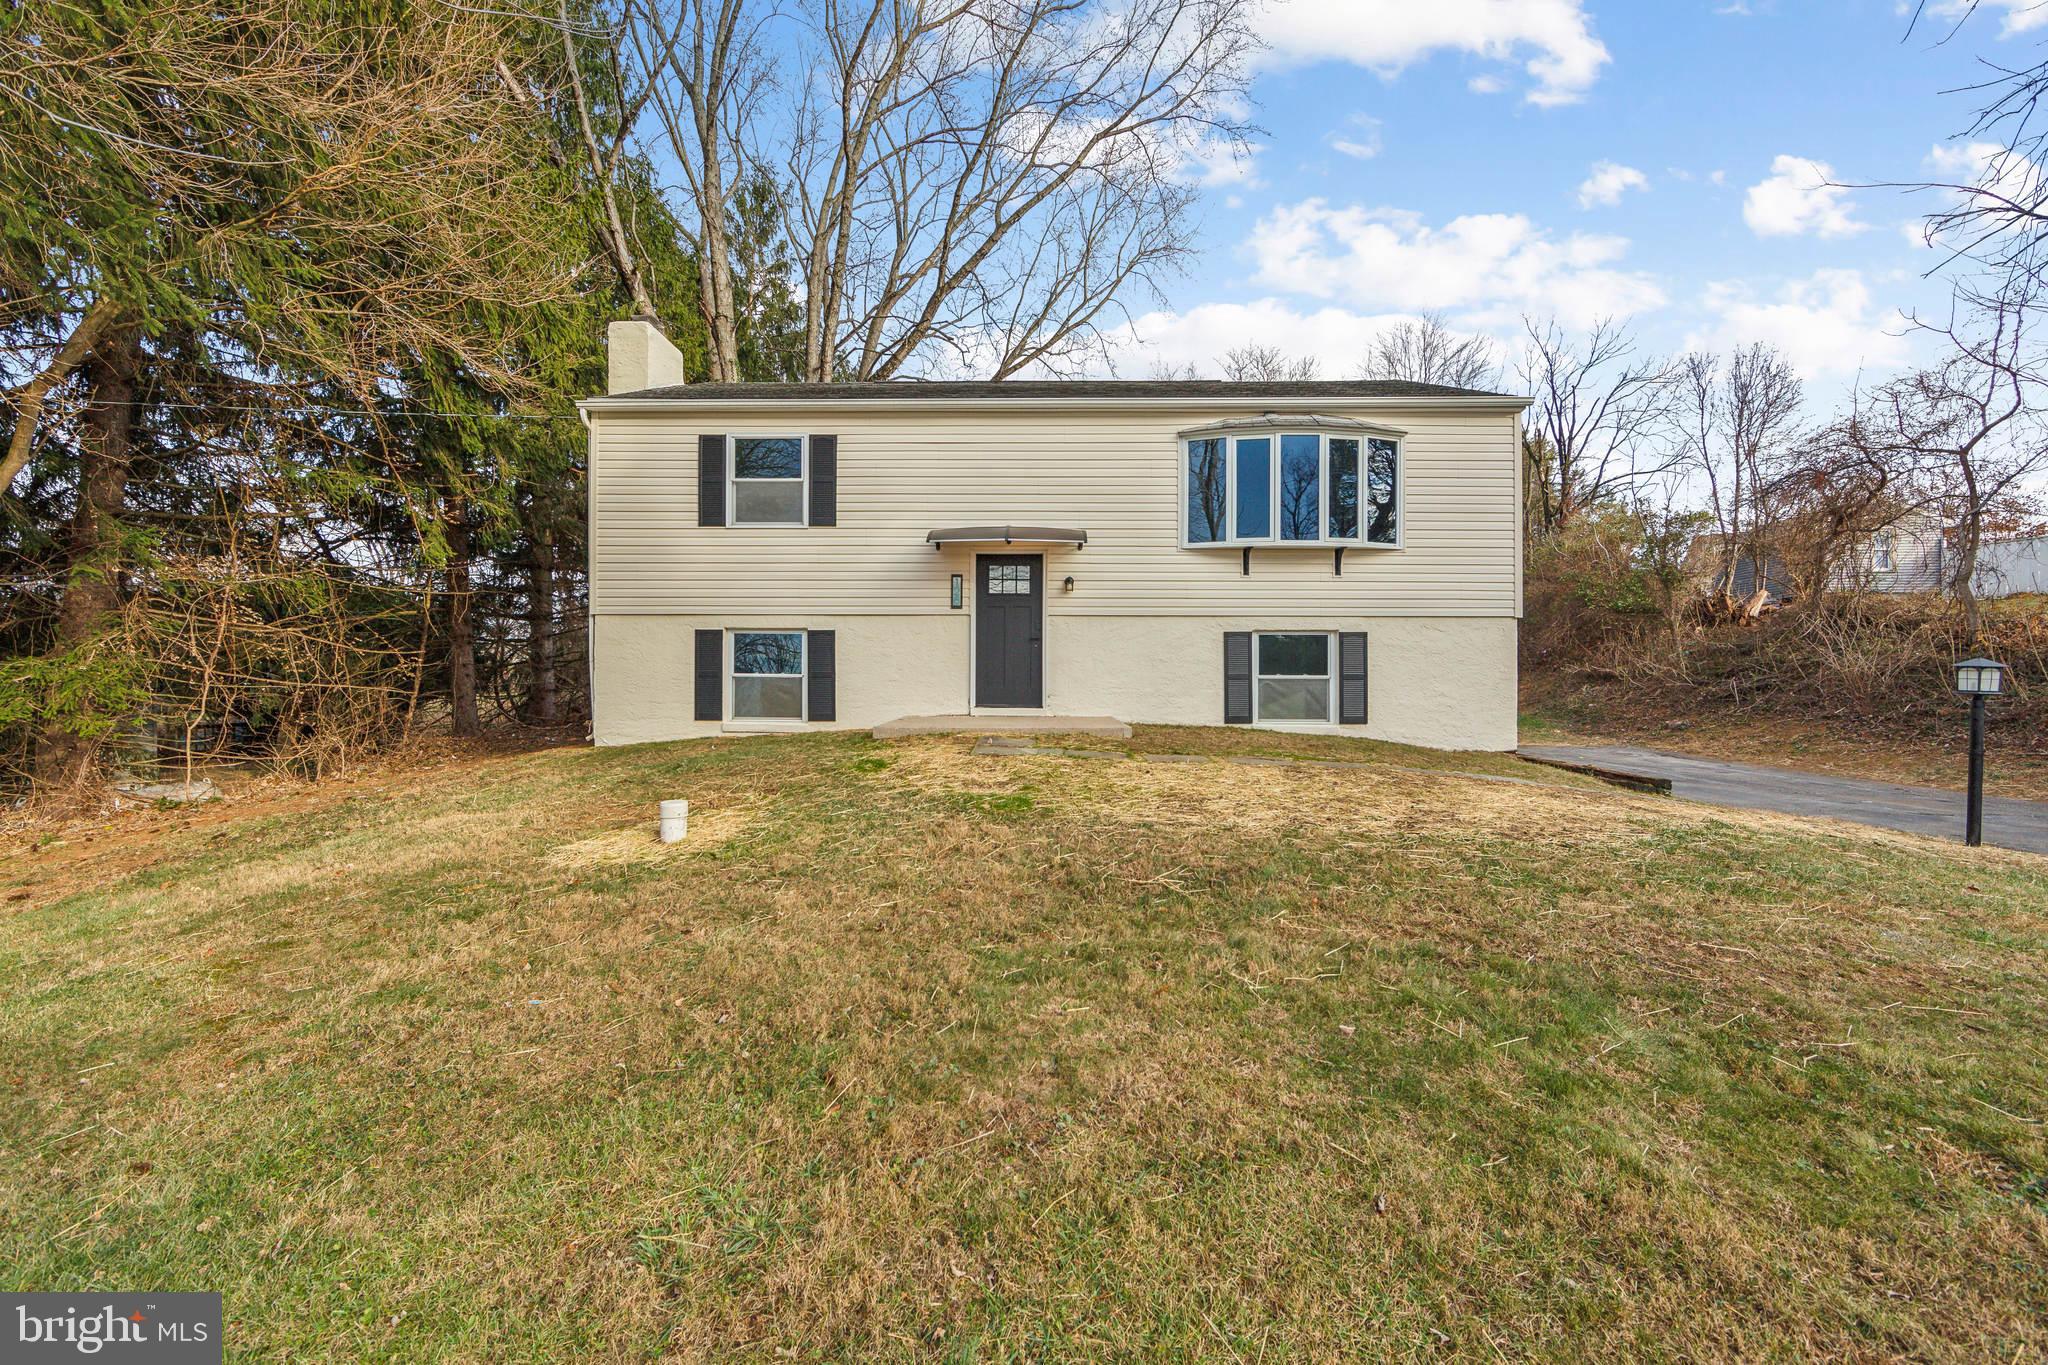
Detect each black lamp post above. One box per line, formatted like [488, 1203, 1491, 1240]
[1954, 656, 2007, 847]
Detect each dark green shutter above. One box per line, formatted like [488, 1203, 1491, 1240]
[698, 434, 726, 527]
[807, 630, 836, 721]
[1338, 632, 1368, 725]
[694, 629, 722, 721]
[1223, 632, 1253, 724]
[809, 435, 837, 527]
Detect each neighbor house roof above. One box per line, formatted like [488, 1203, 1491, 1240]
[587, 378, 1525, 406]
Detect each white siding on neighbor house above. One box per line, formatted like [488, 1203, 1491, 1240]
[588, 402, 1523, 620]
[1976, 535, 2048, 596]
[1829, 516, 1948, 594]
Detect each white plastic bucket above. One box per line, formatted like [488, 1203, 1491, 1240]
[658, 799, 690, 843]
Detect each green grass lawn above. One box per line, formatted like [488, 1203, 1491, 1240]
[3, 730, 2046, 1360]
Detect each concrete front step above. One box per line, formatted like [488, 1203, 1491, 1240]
[873, 713, 1133, 739]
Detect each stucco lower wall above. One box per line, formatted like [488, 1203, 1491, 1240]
[593, 612, 1518, 751]
[592, 613, 970, 744]
[1046, 615, 1517, 751]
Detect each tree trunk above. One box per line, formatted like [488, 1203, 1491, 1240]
[35, 324, 143, 787]
[446, 510, 480, 738]
[1955, 484, 1984, 644]
[695, 152, 739, 382]
[2, 297, 128, 494]
[524, 525, 558, 726]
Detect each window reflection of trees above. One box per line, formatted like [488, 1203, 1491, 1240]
[1280, 436, 1319, 540]
[732, 632, 803, 674]
[1329, 439, 1359, 540]
[1188, 439, 1226, 541]
[1367, 438, 1398, 544]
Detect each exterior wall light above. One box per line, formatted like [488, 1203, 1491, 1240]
[1953, 656, 2007, 847]
[950, 573, 963, 609]
[1063, 575, 1076, 592]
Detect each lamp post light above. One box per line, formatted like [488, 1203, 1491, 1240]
[1954, 657, 2007, 848]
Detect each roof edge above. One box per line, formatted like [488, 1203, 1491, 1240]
[582, 392, 1531, 413]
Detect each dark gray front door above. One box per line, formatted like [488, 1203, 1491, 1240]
[975, 554, 1042, 708]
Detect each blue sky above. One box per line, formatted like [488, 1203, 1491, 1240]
[1103, 0, 2043, 401]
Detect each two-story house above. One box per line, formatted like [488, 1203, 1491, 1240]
[581, 320, 1529, 751]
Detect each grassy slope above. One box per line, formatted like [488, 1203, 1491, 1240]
[3, 732, 2045, 1361]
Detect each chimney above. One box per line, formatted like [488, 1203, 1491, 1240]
[607, 317, 686, 394]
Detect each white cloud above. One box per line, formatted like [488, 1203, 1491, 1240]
[1246, 198, 1665, 328]
[1184, 139, 1262, 187]
[1926, 0, 2048, 35]
[1577, 161, 1648, 209]
[1104, 300, 1423, 376]
[1925, 139, 2041, 208]
[1468, 74, 1507, 95]
[1258, 0, 1611, 107]
[1742, 155, 1865, 238]
[999, 105, 1259, 189]
[1687, 269, 1910, 381]
[1327, 115, 1383, 161]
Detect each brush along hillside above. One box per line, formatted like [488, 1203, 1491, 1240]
[3, 730, 2045, 1361]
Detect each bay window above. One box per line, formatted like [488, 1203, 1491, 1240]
[1187, 438, 1226, 543]
[1179, 420, 1402, 548]
[1279, 434, 1320, 540]
[1234, 437, 1272, 539]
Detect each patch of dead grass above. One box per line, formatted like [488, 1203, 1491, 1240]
[3, 730, 2045, 1360]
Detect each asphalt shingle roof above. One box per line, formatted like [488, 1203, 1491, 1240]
[600, 379, 1520, 402]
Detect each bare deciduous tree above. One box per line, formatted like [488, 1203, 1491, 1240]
[556, 0, 660, 322]
[1518, 317, 1682, 534]
[625, 0, 773, 381]
[1680, 343, 1805, 613]
[1766, 414, 1919, 606]
[1358, 311, 1499, 390]
[778, 0, 1257, 380]
[1906, 3, 2048, 288]
[1218, 344, 1319, 382]
[1882, 282, 2047, 638]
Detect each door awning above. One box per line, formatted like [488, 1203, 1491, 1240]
[926, 525, 1087, 549]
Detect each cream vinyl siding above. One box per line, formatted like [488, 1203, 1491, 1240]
[590, 402, 1520, 617]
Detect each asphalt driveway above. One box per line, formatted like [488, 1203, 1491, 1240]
[1520, 743, 2048, 856]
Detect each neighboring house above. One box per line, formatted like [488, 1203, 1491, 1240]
[1974, 533, 2048, 597]
[1829, 509, 1947, 594]
[580, 320, 1530, 752]
[1683, 534, 1793, 604]
[1686, 509, 1950, 605]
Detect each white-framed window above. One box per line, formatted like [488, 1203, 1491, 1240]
[730, 630, 806, 720]
[1181, 428, 1401, 548]
[729, 436, 807, 526]
[1872, 532, 1895, 572]
[1254, 632, 1333, 723]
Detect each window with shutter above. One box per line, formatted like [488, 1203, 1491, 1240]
[697, 435, 726, 527]
[807, 630, 836, 721]
[1338, 632, 1368, 725]
[1223, 632, 1253, 725]
[809, 436, 837, 526]
[693, 629, 722, 720]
